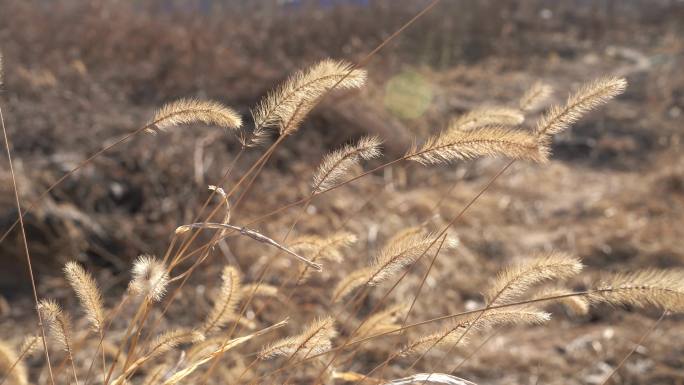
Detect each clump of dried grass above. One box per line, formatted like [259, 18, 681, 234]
[3, 47, 680, 385]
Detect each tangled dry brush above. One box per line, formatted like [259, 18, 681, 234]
[0, 48, 682, 385]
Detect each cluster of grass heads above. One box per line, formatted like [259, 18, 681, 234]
[0, 11, 682, 385]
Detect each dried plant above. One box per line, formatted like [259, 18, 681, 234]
[367, 232, 442, 286]
[248, 59, 366, 145]
[37, 300, 73, 353]
[4, 33, 678, 385]
[259, 317, 337, 360]
[146, 330, 204, 360]
[162, 319, 287, 384]
[354, 303, 409, 340]
[312, 136, 382, 193]
[240, 283, 281, 299]
[290, 231, 358, 282]
[485, 252, 583, 306]
[519, 81, 553, 112]
[401, 307, 549, 356]
[331, 267, 374, 303]
[64, 262, 105, 333]
[535, 76, 627, 137]
[409, 126, 548, 165]
[591, 269, 684, 312]
[450, 107, 525, 131]
[147, 99, 242, 134]
[128, 255, 170, 302]
[37, 299, 79, 385]
[529, 287, 590, 316]
[0, 340, 27, 385]
[203, 266, 243, 333]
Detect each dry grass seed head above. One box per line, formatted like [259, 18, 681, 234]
[129, 255, 170, 302]
[203, 266, 242, 333]
[401, 326, 469, 356]
[590, 269, 684, 312]
[519, 81, 553, 112]
[486, 252, 583, 306]
[367, 232, 438, 286]
[239, 283, 281, 300]
[258, 316, 337, 360]
[0, 340, 28, 385]
[291, 231, 358, 282]
[535, 76, 627, 137]
[290, 232, 358, 263]
[250, 59, 367, 142]
[402, 307, 549, 356]
[63, 261, 105, 332]
[37, 299, 73, 352]
[18, 336, 42, 358]
[450, 107, 525, 131]
[148, 98, 242, 133]
[312, 135, 382, 193]
[530, 287, 590, 315]
[410, 126, 548, 166]
[331, 267, 374, 303]
[141, 364, 170, 385]
[354, 302, 409, 340]
[146, 329, 205, 360]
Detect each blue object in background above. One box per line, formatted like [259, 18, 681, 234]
[281, 0, 370, 9]
[319, 0, 370, 7]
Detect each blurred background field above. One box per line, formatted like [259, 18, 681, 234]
[0, 1, 683, 384]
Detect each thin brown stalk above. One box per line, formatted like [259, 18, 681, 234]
[598, 311, 668, 385]
[0, 103, 56, 385]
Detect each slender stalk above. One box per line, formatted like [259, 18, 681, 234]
[598, 311, 668, 385]
[0, 105, 56, 385]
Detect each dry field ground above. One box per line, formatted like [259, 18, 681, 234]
[0, 1, 683, 384]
